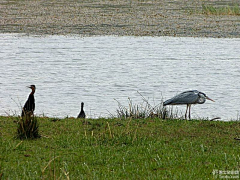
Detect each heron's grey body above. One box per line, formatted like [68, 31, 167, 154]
[163, 90, 214, 119]
[163, 90, 206, 106]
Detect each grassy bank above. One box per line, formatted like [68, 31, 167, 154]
[1, 116, 240, 179]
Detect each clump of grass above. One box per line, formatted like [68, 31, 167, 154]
[202, 4, 240, 15]
[17, 113, 40, 139]
[114, 92, 180, 120]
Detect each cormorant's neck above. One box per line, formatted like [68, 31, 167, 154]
[30, 89, 35, 95]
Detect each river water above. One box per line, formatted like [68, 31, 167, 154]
[0, 34, 240, 120]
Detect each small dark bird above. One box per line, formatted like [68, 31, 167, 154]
[163, 90, 214, 119]
[21, 85, 36, 117]
[77, 102, 86, 119]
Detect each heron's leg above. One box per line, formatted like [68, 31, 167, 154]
[188, 105, 191, 120]
[185, 105, 189, 119]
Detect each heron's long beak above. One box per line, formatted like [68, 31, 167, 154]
[206, 96, 215, 102]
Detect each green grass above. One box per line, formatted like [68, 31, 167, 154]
[202, 4, 240, 15]
[0, 116, 240, 179]
[186, 4, 240, 16]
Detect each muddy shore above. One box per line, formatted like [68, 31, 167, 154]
[1, 0, 240, 38]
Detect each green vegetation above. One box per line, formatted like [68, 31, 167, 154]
[17, 114, 40, 140]
[1, 116, 240, 179]
[202, 4, 240, 15]
[114, 97, 173, 120]
[114, 94, 180, 120]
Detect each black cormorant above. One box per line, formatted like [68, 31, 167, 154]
[21, 85, 36, 117]
[77, 102, 86, 119]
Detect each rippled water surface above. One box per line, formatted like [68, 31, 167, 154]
[0, 34, 240, 120]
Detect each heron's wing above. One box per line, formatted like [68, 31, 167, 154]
[163, 90, 199, 105]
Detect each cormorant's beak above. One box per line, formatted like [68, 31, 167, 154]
[206, 96, 215, 102]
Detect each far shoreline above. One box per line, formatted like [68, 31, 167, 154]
[1, 33, 240, 40]
[1, 0, 240, 38]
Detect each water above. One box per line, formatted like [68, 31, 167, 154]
[1, 34, 240, 120]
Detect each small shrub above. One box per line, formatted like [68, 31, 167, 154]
[17, 113, 40, 139]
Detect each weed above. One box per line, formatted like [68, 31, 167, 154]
[114, 92, 180, 120]
[16, 113, 40, 139]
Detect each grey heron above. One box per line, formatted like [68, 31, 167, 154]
[163, 90, 214, 119]
[21, 85, 36, 117]
[77, 102, 86, 119]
